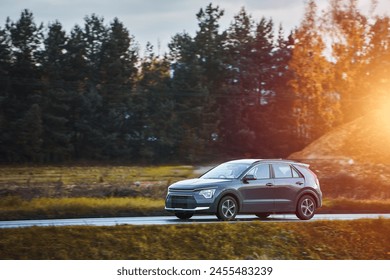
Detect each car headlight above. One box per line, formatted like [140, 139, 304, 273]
[199, 189, 216, 199]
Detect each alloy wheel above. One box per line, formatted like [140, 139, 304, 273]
[217, 196, 238, 221]
[296, 195, 316, 220]
[301, 198, 314, 217]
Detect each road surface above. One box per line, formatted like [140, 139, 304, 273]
[1, 213, 389, 228]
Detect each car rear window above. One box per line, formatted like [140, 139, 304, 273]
[272, 163, 298, 178]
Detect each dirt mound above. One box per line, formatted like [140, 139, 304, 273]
[289, 109, 390, 200]
[290, 109, 390, 164]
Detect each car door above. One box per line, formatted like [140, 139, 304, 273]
[272, 163, 305, 212]
[238, 164, 275, 213]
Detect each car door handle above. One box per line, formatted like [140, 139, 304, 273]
[296, 182, 303, 185]
[266, 183, 274, 187]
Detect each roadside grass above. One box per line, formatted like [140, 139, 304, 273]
[0, 165, 194, 186]
[0, 219, 389, 259]
[0, 165, 195, 199]
[319, 198, 390, 214]
[0, 196, 166, 220]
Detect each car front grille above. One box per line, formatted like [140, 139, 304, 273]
[171, 195, 196, 209]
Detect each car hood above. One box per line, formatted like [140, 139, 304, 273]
[168, 178, 232, 190]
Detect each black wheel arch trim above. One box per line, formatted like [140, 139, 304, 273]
[296, 188, 321, 208]
[215, 190, 242, 212]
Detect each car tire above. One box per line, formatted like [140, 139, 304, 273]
[217, 195, 238, 221]
[175, 212, 193, 220]
[296, 195, 316, 220]
[255, 213, 271, 220]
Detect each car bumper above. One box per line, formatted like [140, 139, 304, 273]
[165, 191, 216, 213]
[165, 206, 210, 212]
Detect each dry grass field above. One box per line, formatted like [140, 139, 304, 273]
[0, 219, 389, 260]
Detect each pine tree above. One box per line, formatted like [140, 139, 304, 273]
[135, 43, 177, 162]
[98, 18, 138, 158]
[0, 27, 11, 76]
[16, 103, 43, 162]
[193, 3, 227, 159]
[363, 16, 390, 111]
[169, 32, 209, 161]
[62, 25, 90, 159]
[167, 4, 228, 162]
[289, 0, 339, 144]
[0, 26, 11, 161]
[269, 27, 301, 154]
[6, 9, 43, 78]
[75, 15, 108, 159]
[222, 7, 256, 155]
[252, 17, 275, 98]
[3, 10, 44, 161]
[83, 14, 108, 85]
[327, 0, 370, 121]
[195, 3, 227, 90]
[63, 25, 88, 84]
[245, 17, 277, 156]
[41, 21, 72, 161]
[222, 10, 280, 157]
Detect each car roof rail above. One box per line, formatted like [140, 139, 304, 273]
[259, 159, 310, 167]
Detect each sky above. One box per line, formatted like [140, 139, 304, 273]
[1, 0, 390, 54]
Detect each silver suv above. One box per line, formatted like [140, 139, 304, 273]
[165, 159, 322, 220]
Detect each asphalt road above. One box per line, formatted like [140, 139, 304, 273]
[1, 213, 390, 228]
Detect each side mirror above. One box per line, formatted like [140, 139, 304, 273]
[243, 174, 255, 183]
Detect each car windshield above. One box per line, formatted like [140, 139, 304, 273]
[201, 162, 250, 179]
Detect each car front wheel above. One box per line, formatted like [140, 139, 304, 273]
[296, 195, 316, 220]
[217, 195, 238, 221]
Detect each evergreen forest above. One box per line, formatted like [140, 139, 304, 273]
[1, 0, 389, 163]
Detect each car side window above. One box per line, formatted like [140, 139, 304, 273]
[272, 163, 293, 178]
[292, 167, 301, 178]
[247, 164, 270, 179]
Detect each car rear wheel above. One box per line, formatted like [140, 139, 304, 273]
[296, 195, 316, 220]
[175, 212, 193, 220]
[256, 213, 271, 220]
[217, 195, 238, 221]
